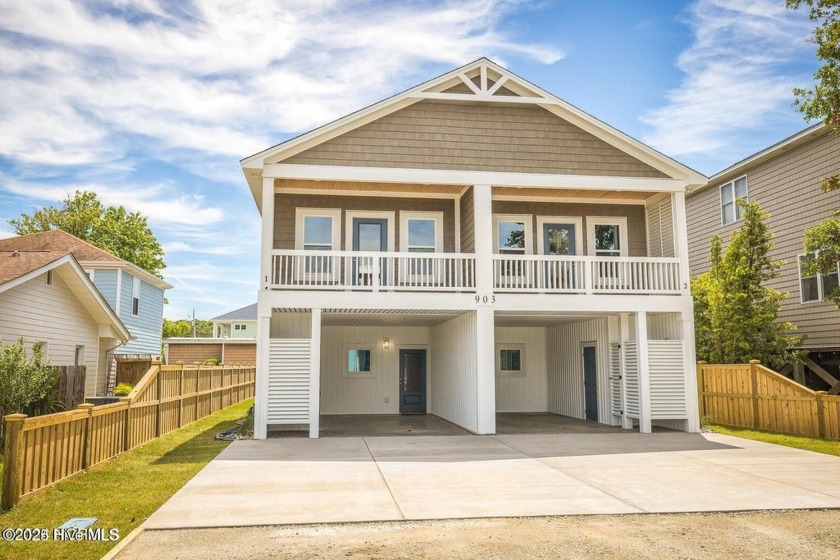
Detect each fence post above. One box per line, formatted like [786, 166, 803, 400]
[178, 364, 184, 428]
[2, 413, 27, 510]
[120, 397, 132, 452]
[749, 360, 761, 429]
[155, 366, 163, 437]
[78, 403, 95, 470]
[696, 361, 707, 419]
[815, 391, 827, 439]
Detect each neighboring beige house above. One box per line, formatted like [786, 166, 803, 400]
[241, 58, 708, 439]
[211, 303, 257, 339]
[0, 250, 130, 397]
[686, 123, 840, 389]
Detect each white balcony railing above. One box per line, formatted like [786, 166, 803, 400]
[271, 250, 476, 292]
[493, 255, 683, 295]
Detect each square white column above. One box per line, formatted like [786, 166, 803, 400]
[309, 308, 322, 438]
[635, 311, 652, 434]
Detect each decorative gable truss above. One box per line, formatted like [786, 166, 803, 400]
[411, 61, 553, 105]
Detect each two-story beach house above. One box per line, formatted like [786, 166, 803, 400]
[0, 230, 173, 393]
[687, 123, 840, 391]
[241, 59, 707, 439]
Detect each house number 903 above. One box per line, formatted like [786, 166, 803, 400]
[475, 295, 496, 304]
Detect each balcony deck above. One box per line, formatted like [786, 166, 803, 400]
[270, 250, 684, 295]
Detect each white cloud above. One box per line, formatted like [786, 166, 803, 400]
[0, 228, 16, 239]
[0, 0, 563, 165]
[641, 0, 813, 156]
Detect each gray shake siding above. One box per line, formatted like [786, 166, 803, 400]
[459, 187, 475, 253]
[285, 100, 668, 178]
[686, 130, 840, 349]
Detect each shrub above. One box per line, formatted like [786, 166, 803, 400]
[0, 339, 57, 417]
[202, 358, 220, 366]
[114, 382, 134, 397]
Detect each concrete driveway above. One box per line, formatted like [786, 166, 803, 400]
[145, 432, 840, 529]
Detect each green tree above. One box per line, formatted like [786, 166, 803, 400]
[0, 340, 59, 420]
[692, 200, 804, 369]
[787, 0, 840, 191]
[9, 190, 166, 277]
[803, 216, 840, 307]
[162, 318, 191, 338]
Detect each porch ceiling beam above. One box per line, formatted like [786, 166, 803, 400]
[264, 164, 687, 192]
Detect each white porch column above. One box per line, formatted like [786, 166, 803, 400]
[680, 311, 700, 433]
[309, 308, 322, 439]
[261, 177, 275, 290]
[254, 298, 271, 439]
[672, 191, 691, 295]
[472, 184, 493, 294]
[475, 307, 496, 434]
[619, 313, 634, 430]
[635, 311, 652, 434]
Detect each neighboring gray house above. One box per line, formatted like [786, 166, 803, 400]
[686, 123, 840, 390]
[0, 230, 173, 377]
[211, 303, 257, 339]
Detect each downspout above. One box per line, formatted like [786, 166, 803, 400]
[103, 336, 137, 396]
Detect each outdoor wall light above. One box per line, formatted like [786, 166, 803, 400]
[383, 337, 391, 350]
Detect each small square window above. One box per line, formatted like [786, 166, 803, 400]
[347, 349, 372, 373]
[496, 344, 525, 376]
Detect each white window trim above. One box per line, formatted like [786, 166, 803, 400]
[399, 211, 444, 253]
[294, 208, 342, 251]
[495, 343, 526, 377]
[85, 269, 95, 282]
[798, 253, 840, 304]
[492, 214, 533, 254]
[536, 216, 584, 256]
[586, 216, 629, 256]
[131, 276, 140, 317]
[343, 343, 376, 379]
[719, 175, 749, 226]
[344, 210, 396, 252]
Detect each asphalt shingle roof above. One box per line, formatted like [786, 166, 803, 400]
[211, 303, 258, 321]
[0, 250, 69, 285]
[0, 230, 123, 263]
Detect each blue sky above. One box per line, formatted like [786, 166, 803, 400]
[0, 0, 819, 319]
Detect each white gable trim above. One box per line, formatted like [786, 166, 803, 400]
[243, 59, 707, 206]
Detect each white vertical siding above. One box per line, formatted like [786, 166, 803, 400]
[267, 339, 310, 424]
[494, 327, 547, 412]
[430, 312, 478, 432]
[623, 342, 639, 418]
[319, 326, 430, 414]
[546, 317, 612, 424]
[647, 313, 683, 340]
[0, 271, 101, 396]
[270, 312, 311, 338]
[609, 343, 622, 416]
[646, 195, 675, 258]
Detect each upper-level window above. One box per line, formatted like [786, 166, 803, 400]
[720, 176, 748, 225]
[493, 215, 532, 255]
[799, 253, 839, 303]
[295, 208, 341, 274]
[399, 212, 443, 253]
[587, 217, 628, 257]
[131, 276, 140, 316]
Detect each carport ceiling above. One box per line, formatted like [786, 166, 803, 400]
[494, 312, 599, 327]
[323, 310, 465, 327]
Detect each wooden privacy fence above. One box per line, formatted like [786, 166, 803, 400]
[2, 362, 255, 510]
[697, 360, 840, 440]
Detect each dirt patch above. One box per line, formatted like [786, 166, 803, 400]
[117, 510, 840, 559]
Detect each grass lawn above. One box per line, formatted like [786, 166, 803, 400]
[0, 398, 252, 560]
[711, 424, 840, 458]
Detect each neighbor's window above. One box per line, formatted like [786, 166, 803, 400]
[799, 253, 839, 303]
[720, 176, 748, 225]
[131, 276, 140, 316]
[347, 348, 372, 373]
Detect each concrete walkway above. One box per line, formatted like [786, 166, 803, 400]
[145, 432, 840, 529]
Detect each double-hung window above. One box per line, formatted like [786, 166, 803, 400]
[587, 217, 628, 257]
[720, 176, 748, 225]
[295, 208, 341, 277]
[131, 277, 140, 316]
[399, 212, 443, 282]
[799, 253, 839, 303]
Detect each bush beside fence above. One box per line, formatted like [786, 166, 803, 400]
[2, 362, 255, 510]
[697, 360, 840, 440]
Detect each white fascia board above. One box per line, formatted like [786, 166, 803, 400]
[264, 164, 687, 192]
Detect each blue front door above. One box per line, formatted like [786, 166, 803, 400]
[399, 349, 427, 414]
[352, 218, 387, 286]
[583, 345, 598, 422]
